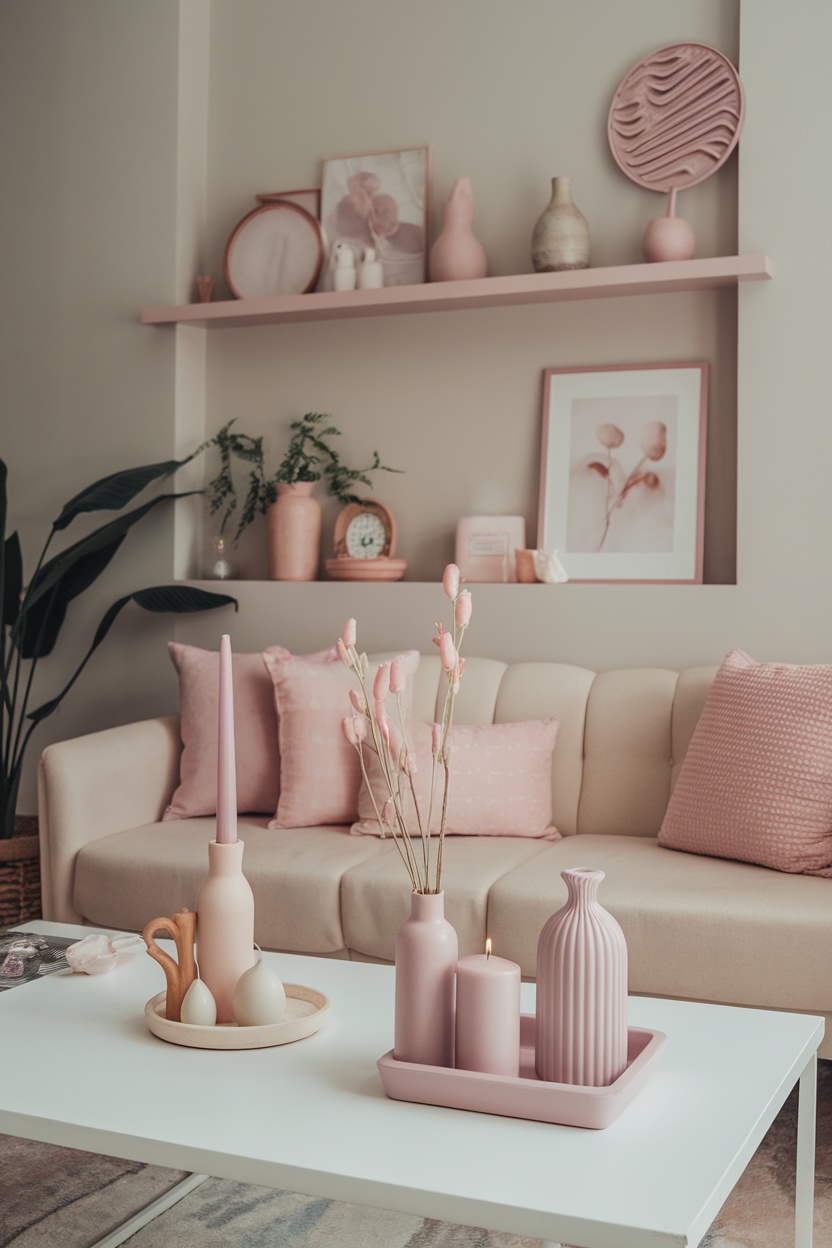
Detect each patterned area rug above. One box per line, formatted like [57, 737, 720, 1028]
[2, 1062, 830, 1247]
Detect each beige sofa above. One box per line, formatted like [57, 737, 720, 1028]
[37, 655, 832, 1058]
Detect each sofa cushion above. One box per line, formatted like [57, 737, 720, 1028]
[265, 650, 419, 828]
[659, 649, 832, 876]
[486, 834, 832, 1011]
[164, 641, 336, 821]
[73, 819, 394, 954]
[351, 719, 560, 839]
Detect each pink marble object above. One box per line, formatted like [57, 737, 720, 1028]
[395, 891, 458, 1067]
[535, 867, 628, 1086]
[455, 941, 521, 1076]
[430, 177, 487, 282]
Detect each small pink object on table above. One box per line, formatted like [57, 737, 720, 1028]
[455, 940, 521, 1076]
[216, 633, 237, 844]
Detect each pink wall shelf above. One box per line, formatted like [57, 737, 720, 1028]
[142, 254, 772, 329]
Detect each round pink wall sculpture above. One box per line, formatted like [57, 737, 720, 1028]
[608, 42, 745, 194]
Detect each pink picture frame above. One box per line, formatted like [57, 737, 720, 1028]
[538, 362, 708, 583]
[319, 145, 430, 289]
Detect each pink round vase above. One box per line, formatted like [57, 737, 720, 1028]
[430, 176, 487, 282]
[394, 891, 458, 1067]
[267, 481, 321, 581]
[535, 867, 628, 1086]
[195, 839, 255, 1023]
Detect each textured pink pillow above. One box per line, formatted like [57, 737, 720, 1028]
[659, 649, 832, 876]
[164, 641, 336, 820]
[266, 651, 421, 828]
[351, 719, 561, 838]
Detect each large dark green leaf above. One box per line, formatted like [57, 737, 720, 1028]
[21, 538, 125, 659]
[3, 533, 24, 630]
[54, 458, 195, 531]
[20, 491, 198, 622]
[26, 585, 237, 725]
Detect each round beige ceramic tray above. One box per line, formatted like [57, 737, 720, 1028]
[145, 983, 329, 1050]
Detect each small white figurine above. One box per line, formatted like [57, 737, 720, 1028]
[533, 550, 569, 583]
[333, 242, 357, 291]
[358, 246, 384, 289]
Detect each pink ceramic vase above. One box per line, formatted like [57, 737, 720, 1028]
[195, 839, 255, 1023]
[394, 891, 458, 1067]
[430, 176, 487, 282]
[267, 481, 321, 581]
[535, 867, 628, 1086]
[642, 189, 696, 262]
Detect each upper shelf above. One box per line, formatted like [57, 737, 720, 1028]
[142, 254, 773, 329]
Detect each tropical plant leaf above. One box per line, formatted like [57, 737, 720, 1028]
[54, 458, 194, 531]
[20, 492, 198, 620]
[26, 585, 237, 725]
[2, 533, 22, 629]
[20, 538, 125, 659]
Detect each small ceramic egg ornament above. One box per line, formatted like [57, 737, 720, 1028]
[232, 951, 286, 1026]
[180, 977, 218, 1026]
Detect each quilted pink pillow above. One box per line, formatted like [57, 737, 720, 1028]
[659, 649, 832, 876]
[351, 719, 561, 839]
[164, 641, 336, 820]
[265, 651, 420, 828]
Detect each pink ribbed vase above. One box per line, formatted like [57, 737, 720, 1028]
[535, 867, 628, 1086]
[394, 891, 458, 1067]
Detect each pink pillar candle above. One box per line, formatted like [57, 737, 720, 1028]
[216, 633, 237, 844]
[455, 940, 521, 1076]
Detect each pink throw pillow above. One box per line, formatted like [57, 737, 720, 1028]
[351, 719, 561, 839]
[266, 651, 420, 828]
[659, 649, 832, 876]
[164, 641, 335, 820]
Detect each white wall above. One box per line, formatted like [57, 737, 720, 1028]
[2, 0, 830, 813]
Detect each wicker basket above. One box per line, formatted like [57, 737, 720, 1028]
[0, 817, 42, 929]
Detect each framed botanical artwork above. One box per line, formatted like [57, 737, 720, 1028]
[320, 145, 430, 288]
[538, 362, 708, 583]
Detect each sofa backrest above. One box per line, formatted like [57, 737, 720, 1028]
[409, 656, 717, 838]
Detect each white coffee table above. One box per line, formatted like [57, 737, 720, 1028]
[0, 921, 822, 1248]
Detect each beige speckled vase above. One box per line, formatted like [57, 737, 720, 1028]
[531, 176, 590, 272]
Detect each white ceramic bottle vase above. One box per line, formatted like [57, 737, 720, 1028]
[394, 891, 458, 1067]
[531, 175, 590, 272]
[195, 839, 255, 1023]
[535, 867, 628, 1085]
[267, 481, 322, 581]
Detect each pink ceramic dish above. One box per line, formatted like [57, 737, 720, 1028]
[377, 1015, 667, 1130]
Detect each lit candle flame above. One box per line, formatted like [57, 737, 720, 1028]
[485, 937, 492, 959]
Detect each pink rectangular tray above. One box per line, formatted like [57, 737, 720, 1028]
[378, 1014, 667, 1130]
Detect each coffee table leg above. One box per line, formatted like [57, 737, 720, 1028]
[795, 1050, 817, 1248]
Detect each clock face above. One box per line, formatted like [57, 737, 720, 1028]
[345, 511, 388, 559]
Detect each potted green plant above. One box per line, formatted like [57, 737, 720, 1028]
[200, 413, 400, 580]
[1, 455, 237, 921]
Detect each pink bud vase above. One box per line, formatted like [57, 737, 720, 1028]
[267, 481, 321, 581]
[195, 840, 255, 1023]
[535, 867, 628, 1086]
[430, 176, 487, 282]
[394, 891, 458, 1067]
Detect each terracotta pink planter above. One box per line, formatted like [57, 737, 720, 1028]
[267, 481, 322, 581]
[535, 867, 628, 1086]
[394, 891, 458, 1067]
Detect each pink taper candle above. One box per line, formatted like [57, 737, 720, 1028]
[455, 939, 521, 1076]
[216, 633, 237, 844]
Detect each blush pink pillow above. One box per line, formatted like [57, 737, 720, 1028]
[265, 651, 421, 828]
[164, 641, 336, 820]
[351, 719, 561, 839]
[659, 649, 832, 876]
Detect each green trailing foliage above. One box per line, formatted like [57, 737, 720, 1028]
[199, 413, 401, 545]
[1, 456, 237, 839]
